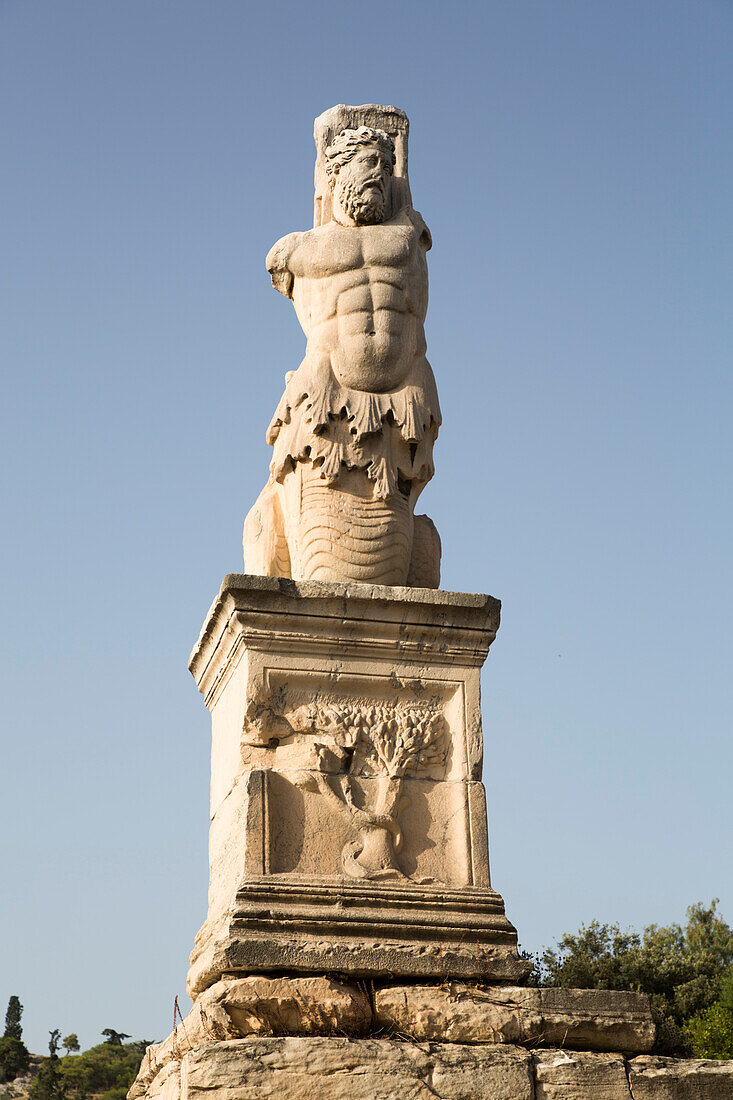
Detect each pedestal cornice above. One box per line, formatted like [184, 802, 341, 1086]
[190, 574, 501, 707]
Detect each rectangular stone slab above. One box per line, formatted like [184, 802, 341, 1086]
[533, 1050, 632, 1100]
[139, 1042, 733, 1100]
[539, 987, 655, 1051]
[628, 1055, 733, 1099]
[179, 1038, 534, 1100]
[187, 575, 527, 994]
[373, 983, 655, 1053]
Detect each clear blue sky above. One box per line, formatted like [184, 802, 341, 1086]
[1, 0, 731, 1055]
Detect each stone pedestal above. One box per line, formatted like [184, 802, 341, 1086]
[186, 574, 528, 996]
[131, 1002, 733, 1100]
[130, 976, 733, 1100]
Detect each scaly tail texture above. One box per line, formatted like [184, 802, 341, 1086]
[292, 470, 413, 585]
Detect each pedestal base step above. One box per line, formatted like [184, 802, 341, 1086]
[132, 975, 727, 1100]
[133, 1037, 733, 1100]
[188, 879, 529, 997]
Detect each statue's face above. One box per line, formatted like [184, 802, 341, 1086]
[335, 144, 392, 225]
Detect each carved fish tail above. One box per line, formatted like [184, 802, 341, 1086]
[292, 467, 413, 584]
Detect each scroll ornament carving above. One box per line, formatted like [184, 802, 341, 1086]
[289, 701, 446, 882]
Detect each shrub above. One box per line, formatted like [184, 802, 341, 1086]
[689, 1002, 733, 1059]
[59, 1040, 148, 1099]
[539, 901, 733, 1056]
[0, 1038, 31, 1084]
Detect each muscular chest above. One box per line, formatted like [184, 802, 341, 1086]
[297, 224, 416, 279]
[361, 225, 414, 269]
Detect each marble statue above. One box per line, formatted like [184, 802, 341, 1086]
[129, 105, 722, 1100]
[243, 105, 441, 587]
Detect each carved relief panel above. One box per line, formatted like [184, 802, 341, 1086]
[238, 672, 474, 886]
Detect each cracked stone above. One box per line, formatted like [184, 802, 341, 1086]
[180, 1038, 534, 1100]
[374, 983, 655, 1052]
[628, 1055, 733, 1099]
[129, 975, 371, 1099]
[533, 1050, 632, 1100]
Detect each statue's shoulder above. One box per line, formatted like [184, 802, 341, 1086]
[404, 207, 432, 252]
[266, 229, 311, 297]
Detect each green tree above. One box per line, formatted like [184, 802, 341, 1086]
[59, 1039, 149, 1100]
[62, 1035, 80, 1057]
[539, 900, 733, 1055]
[29, 1030, 64, 1100]
[689, 968, 733, 1059]
[721, 969, 733, 1015]
[0, 997, 30, 1083]
[0, 1037, 31, 1084]
[3, 997, 23, 1041]
[101, 1031, 131, 1048]
[689, 1002, 733, 1059]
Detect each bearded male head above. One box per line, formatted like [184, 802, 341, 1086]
[325, 126, 396, 226]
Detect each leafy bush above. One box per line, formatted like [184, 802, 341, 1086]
[538, 901, 733, 1055]
[97, 1090, 129, 1100]
[689, 1002, 733, 1059]
[689, 968, 733, 1059]
[59, 1041, 148, 1100]
[0, 1038, 31, 1084]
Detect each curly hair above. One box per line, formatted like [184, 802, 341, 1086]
[324, 126, 396, 183]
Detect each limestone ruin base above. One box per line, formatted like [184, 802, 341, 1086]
[137, 1041, 733, 1100]
[129, 977, 733, 1100]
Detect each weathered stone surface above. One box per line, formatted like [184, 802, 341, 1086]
[220, 974, 371, 1035]
[180, 1037, 534, 1100]
[374, 982, 540, 1044]
[374, 983, 655, 1052]
[533, 1050, 632, 1099]
[144, 1060, 180, 1100]
[129, 976, 371, 1099]
[628, 1055, 733, 1099]
[539, 988, 655, 1052]
[130, 1038, 733, 1100]
[187, 574, 528, 995]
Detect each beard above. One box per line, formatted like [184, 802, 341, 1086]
[338, 177, 386, 225]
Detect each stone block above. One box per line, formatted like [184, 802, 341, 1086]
[147, 1061, 180, 1100]
[129, 975, 371, 1099]
[220, 974, 371, 1036]
[187, 575, 528, 994]
[539, 987, 655, 1052]
[179, 1037, 534, 1100]
[374, 982, 540, 1044]
[628, 1055, 733, 1099]
[373, 983, 655, 1052]
[533, 1050, 632, 1099]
